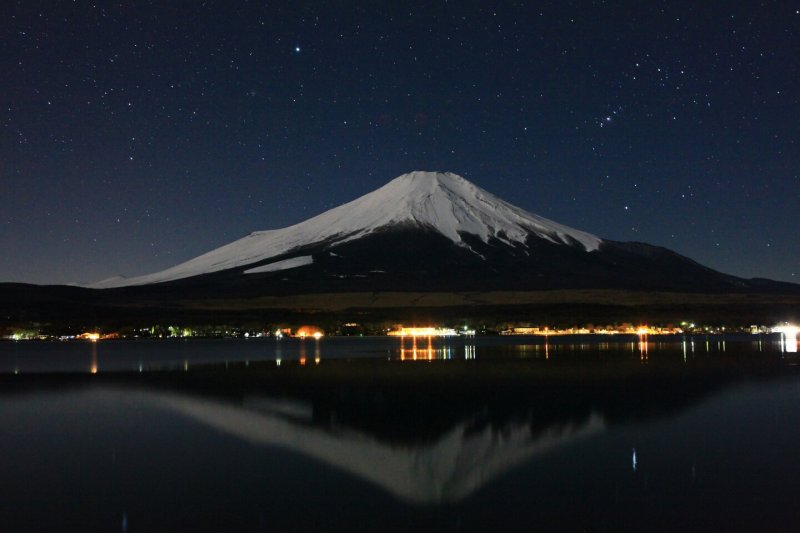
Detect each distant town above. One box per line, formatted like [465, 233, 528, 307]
[2, 321, 796, 342]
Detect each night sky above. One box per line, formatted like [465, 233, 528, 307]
[2, 1, 798, 285]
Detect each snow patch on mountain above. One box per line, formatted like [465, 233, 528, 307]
[91, 171, 602, 288]
[90, 275, 130, 289]
[244, 255, 313, 274]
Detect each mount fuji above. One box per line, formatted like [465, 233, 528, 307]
[87, 171, 780, 294]
[92, 171, 602, 288]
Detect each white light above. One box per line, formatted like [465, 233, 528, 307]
[774, 324, 798, 353]
[774, 324, 799, 336]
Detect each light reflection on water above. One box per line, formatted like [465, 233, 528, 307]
[89, 342, 98, 374]
[782, 333, 798, 353]
[0, 334, 795, 374]
[390, 333, 791, 364]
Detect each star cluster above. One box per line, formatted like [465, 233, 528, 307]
[1, 1, 798, 284]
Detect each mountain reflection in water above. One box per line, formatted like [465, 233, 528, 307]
[148, 389, 604, 503]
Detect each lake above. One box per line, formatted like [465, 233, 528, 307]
[1, 334, 799, 531]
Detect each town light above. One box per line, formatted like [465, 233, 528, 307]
[388, 327, 458, 337]
[774, 324, 799, 336]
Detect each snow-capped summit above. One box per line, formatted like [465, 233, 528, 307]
[92, 171, 602, 288]
[341, 171, 601, 252]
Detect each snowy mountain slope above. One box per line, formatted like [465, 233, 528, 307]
[91, 171, 602, 288]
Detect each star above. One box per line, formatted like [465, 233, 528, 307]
[3, 2, 798, 285]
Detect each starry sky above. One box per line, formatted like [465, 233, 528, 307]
[2, 1, 799, 285]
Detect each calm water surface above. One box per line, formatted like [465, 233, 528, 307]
[1, 335, 799, 531]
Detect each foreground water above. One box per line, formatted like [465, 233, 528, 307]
[1, 335, 799, 531]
